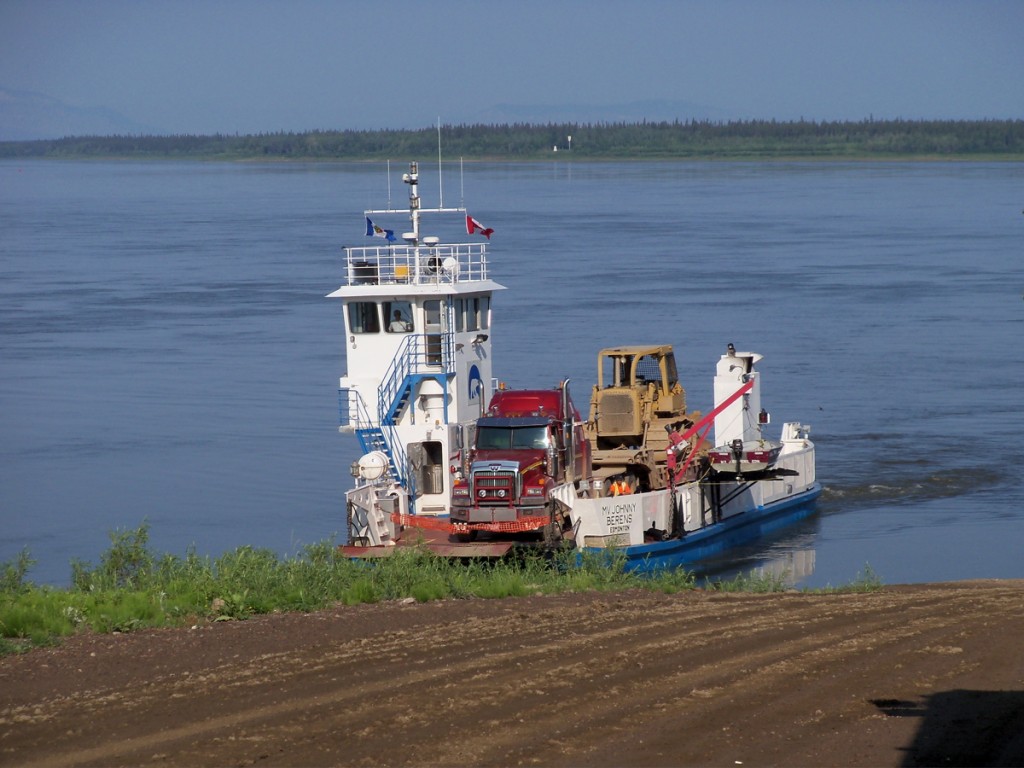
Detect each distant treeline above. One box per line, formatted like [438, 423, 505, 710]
[2, 119, 1023, 160]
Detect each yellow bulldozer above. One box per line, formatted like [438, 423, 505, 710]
[584, 345, 704, 493]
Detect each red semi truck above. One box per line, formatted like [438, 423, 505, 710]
[450, 380, 590, 544]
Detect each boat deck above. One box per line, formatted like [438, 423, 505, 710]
[340, 525, 516, 559]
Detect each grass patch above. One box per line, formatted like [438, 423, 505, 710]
[702, 562, 887, 594]
[0, 524, 883, 654]
[811, 564, 885, 594]
[706, 570, 793, 593]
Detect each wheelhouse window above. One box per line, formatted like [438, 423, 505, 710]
[424, 299, 443, 366]
[347, 302, 380, 334]
[454, 299, 465, 332]
[479, 296, 490, 330]
[384, 300, 413, 333]
[461, 295, 490, 332]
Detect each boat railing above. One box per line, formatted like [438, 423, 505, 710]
[343, 242, 489, 286]
[380, 422, 409, 488]
[337, 386, 370, 434]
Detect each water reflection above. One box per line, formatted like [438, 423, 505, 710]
[695, 515, 821, 587]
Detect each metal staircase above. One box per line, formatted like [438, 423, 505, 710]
[378, 334, 452, 426]
[382, 373, 441, 425]
[338, 389, 407, 485]
[338, 331, 454, 502]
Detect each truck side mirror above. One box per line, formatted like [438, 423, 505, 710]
[449, 423, 464, 450]
[546, 444, 559, 478]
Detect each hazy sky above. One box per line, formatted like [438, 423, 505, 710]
[2, 0, 1022, 134]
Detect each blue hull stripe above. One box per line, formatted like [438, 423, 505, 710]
[587, 484, 824, 573]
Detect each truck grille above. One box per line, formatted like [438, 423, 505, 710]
[472, 469, 518, 506]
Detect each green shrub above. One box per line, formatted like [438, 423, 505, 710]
[72, 522, 156, 591]
[0, 549, 35, 594]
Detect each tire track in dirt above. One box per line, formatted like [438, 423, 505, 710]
[3, 582, 1024, 767]
[404, 587, 1015, 766]
[0, 591, 991, 764]
[545, 584, 1024, 767]
[8, 594, 775, 764]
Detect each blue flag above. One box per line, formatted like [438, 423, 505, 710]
[366, 217, 396, 242]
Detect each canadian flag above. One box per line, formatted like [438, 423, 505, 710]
[466, 215, 494, 239]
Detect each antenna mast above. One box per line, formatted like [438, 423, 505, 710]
[403, 161, 420, 243]
[437, 117, 443, 209]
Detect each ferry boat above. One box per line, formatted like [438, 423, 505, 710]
[329, 162, 821, 572]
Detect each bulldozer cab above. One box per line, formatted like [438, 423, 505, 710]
[590, 345, 686, 442]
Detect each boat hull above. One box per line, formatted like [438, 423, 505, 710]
[342, 482, 822, 575]
[593, 483, 823, 573]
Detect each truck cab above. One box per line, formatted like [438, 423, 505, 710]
[450, 381, 590, 541]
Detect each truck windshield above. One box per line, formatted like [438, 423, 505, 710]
[476, 426, 549, 450]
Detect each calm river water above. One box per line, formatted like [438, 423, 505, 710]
[1, 159, 1022, 588]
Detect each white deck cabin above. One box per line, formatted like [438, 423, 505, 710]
[328, 163, 504, 541]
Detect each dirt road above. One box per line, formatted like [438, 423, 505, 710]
[3, 580, 1024, 767]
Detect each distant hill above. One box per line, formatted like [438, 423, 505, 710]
[3, 120, 1022, 161]
[0, 87, 158, 140]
